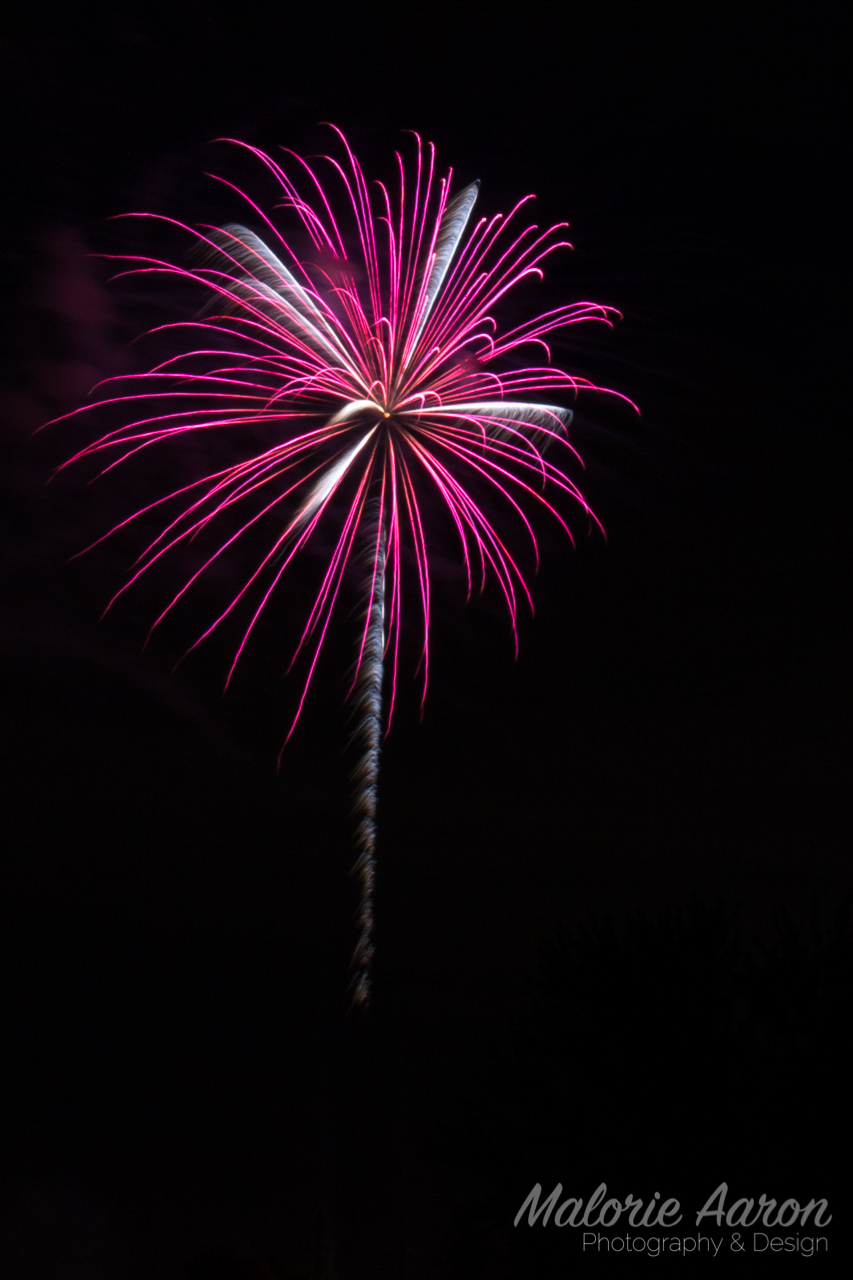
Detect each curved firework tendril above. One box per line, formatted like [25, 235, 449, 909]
[56, 128, 633, 1004]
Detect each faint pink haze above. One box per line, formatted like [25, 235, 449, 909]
[56, 128, 631, 1001]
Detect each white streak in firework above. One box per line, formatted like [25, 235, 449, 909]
[290, 427, 376, 531]
[411, 179, 480, 348]
[349, 516, 386, 1007]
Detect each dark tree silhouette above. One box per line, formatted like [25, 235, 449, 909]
[430, 901, 850, 1276]
[184, 1244, 280, 1279]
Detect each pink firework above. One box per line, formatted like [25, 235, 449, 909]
[58, 128, 626, 1003]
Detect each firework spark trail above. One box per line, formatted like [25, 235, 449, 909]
[54, 128, 633, 1002]
[349, 499, 387, 1005]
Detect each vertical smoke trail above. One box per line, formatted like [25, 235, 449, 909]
[349, 507, 386, 1007]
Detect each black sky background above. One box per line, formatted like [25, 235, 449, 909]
[0, 4, 849, 1277]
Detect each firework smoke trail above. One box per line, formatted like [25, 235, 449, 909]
[349, 503, 386, 1004]
[54, 128, 633, 1003]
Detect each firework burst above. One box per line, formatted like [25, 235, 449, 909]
[57, 128, 627, 1003]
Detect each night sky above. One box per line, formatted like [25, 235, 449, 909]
[0, 5, 849, 1277]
